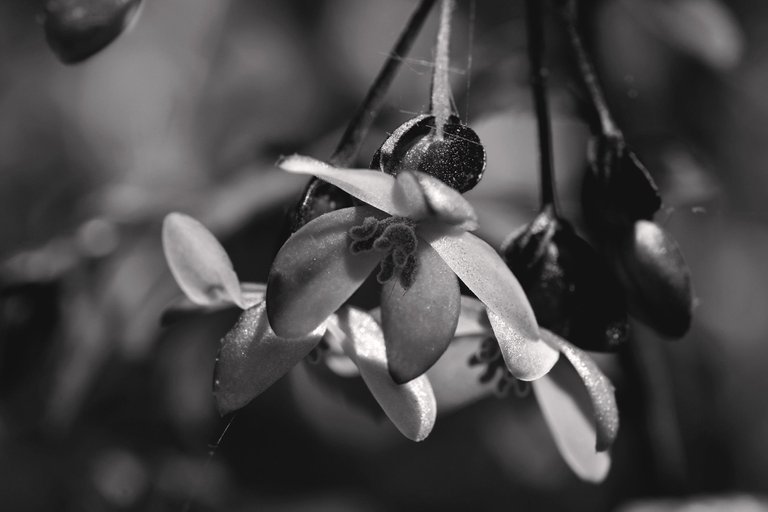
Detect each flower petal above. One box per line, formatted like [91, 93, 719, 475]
[277, 154, 405, 216]
[266, 206, 384, 338]
[540, 329, 619, 452]
[487, 310, 560, 381]
[331, 308, 436, 442]
[412, 171, 478, 230]
[532, 363, 612, 483]
[426, 335, 497, 413]
[380, 240, 461, 383]
[162, 212, 244, 308]
[213, 303, 324, 416]
[422, 226, 558, 380]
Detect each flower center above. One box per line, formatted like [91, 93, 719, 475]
[349, 216, 419, 289]
[469, 337, 530, 398]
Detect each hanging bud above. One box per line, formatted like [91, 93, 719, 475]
[502, 207, 629, 352]
[582, 134, 662, 230]
[609, 220, 693, 338]
[292, 178, 354, 232]
[371, 114, 486, 193]
[43, 0, 143, 64]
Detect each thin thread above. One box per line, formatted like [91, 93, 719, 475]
[180, 413, 237, 512]
[329, 0, 437, 167]
[431, 0, 455, 139]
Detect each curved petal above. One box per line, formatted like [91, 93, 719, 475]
[162, 212, 244, 308]
[488, 310, 560, 381]
[331, 308, 436, 442]
[426, 335, 497, 413]
[277, 155, 405, 216]
[422, 226, 558, 379]
[532, 362, 612, 483]
[213, 303, 324, 416]
[541, 329, 619, 451]
[266, 206, 384, 338]
[412, 172, 478, 230]
[380, 241, 461, 383]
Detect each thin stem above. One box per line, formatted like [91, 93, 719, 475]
[559, 0, 621, 138]
[526, 0, 558, 212]
[430, 0, 455, 140]
[329, 0, 437, 166]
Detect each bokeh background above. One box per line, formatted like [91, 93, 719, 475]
[1, 0, 767, 510]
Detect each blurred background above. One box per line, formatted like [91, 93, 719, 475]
[1, 0, 767, 510]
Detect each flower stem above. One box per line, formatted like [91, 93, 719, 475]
[329, 0, 437, 166]
[430, 0, 455, 140]
[558, 0, 621, 138]
[525, 0, 558, 213]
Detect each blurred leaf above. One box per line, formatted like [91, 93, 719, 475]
[621, 0, 744, 70]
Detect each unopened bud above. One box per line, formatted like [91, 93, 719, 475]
[503, 207, 629, 352]
[610, 220, 693, 338]
[372, 114, 486, 193]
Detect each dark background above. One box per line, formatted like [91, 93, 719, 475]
[0, 0, 767, 510]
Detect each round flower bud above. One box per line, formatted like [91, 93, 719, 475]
[44, 0, 143, 64]
[371, 114, 486, 193]
[609, 220, 693, 338]
[503, 207, 629, 352]
[582, 134, 661, 231]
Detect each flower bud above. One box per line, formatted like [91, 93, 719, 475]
[371, 114, 486, 193]
[292, 178, 354, 231]
[502, 207, 629, 352]
[582, 134, 661, 230]
[609, 220, 693, 338]
[44, 0, 143, 64]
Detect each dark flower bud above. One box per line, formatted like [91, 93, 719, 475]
[582, 134, 662, 230]
[371, 114, 486, 193]
[609, 220, 693, 338]
[502, 207, 629, 352]
[43, 0, 143, 64]
[292, 178, 354, 231]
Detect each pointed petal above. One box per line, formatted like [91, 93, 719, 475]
[162, 212, 244, 308]
[541, 329, 619, 452]
[381, 241, 461, 383]
[488, 310, 560, 381]
[277, 155, 405, 216]
[427, 335, 497, 413]
[331, 308, 436, 442]
[213, 303, 323, 416]
[266, 206, 384, 338]
[532, 365, 612, 483]
[412, 171, 478, 230]
[422, 227, 558, 379]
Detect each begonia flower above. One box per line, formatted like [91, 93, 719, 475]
[161, 212, 436, 441]
[266, 155, 559, 384]
[426, 297, 619, 482]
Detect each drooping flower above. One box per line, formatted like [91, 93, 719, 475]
[266, 155, 559, 384]
[426, 297, 619, 483]
[161, 212, 436, 441]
